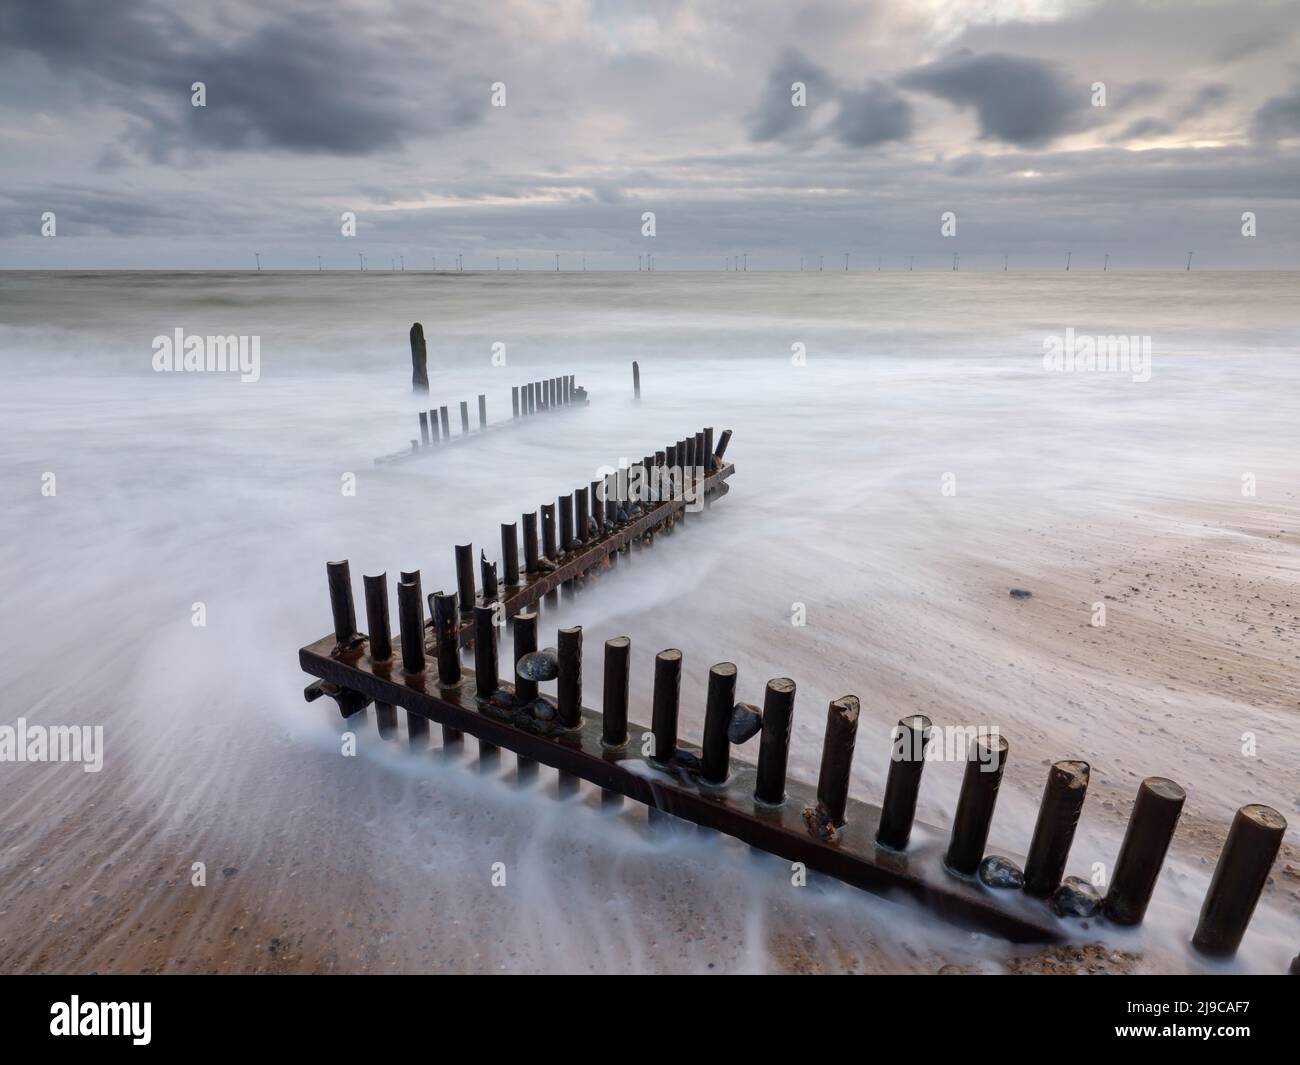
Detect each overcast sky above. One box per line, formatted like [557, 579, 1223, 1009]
[3, 0, 1299, 269]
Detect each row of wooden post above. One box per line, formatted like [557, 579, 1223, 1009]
[415, 396, 485, 450]
[511, 374, 577, 418]
[326, 552, 1287, 961]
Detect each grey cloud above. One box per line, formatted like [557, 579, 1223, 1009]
[1254, 79, 1300, 140]
[898, 52, 1087, 147]
[1114, 117, 1174, 141]
[1111, 80, 1167, 110]
[0, 0, 482, 160]
[830, 81, 912, 147]
[1177, 84, 1230, 122]
[748, 48, 837, 142]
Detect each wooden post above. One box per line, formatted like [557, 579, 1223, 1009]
[410, 323, 429, 393]
[701, 662, 738, 785]
[650, 649, 683, 765]
[754, 678, 796, 805]
[877, 715, 932, 849]
[478, 393, 487, 428]
[1023, 760, 1090, 898]
[632, 360, 640, 398]
[945, 734, 1008, 876]
[1104, 777, 1186, 925]
[1192, 804, 1287, 956]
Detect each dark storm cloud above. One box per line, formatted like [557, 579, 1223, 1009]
[898, 52, 1087, 147]
[747, 48, 837, 142]
[0, 0, 481, 159]
[1253, 79, 1300, 140]
[830, 81, 912, 147]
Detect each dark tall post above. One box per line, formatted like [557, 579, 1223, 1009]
[419, 411, 430, 445]
[944, 734, 1008, 876]
[604, 475, 618, 528]
[541, 503, 557, 560]
[557, 627, 583, 729]
[439, 406, 450, 438]
[754, 679, 797, 805]
[558, 494, 574, 554]
[694, 431, 706, 473]
[813, 695, 861, 829]
[512, 386, 519, 418]
[410, 323, 429, 393]
[1023, 760, 1091, 898]
[501, 523, 520, 585]
[363, 574, 392, 662]
[525, 383, 533, 414]
[477, 393, 486, 428]
[700, 662, 738, 785]
[473, 605, 498, 698]
[459, 400, 469, 434]
[1104, 777, 1186, 925]
[590, 479, 604, 535]
[363, 573, 396, 737]
[650, 649, 683, 765]
[1192, 804, 1287, 956]
[704, 427, 715, 472]
[479, 551, 498, 598]
[574, 487, 589, 544]
[327, 561, 358, 650]
[513, 611, 539, 706]
[877, 715, 932, 849]
[714, 428, 732, 464]
[432, 592, 460, 685]
[632, 360, 640, 398]
[602, 637, 630, 750]
[523, 512, 539, 574]
[454, 544, 475, 614]
[397, 579, 425, 674]
[429, 411, 440, 444]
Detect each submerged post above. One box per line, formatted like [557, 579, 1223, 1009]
[574, 487, 589, 544]
[501, 523, 520, 585]
[541, 503, 557, 561]
[522, 512, 539, 574]
[701, 662, 738, 785]
[558, 494, 574, 555]
[473, 605, 497, 698]
[602, 637, 630, 750]
[327, 561, 358, 651]
[454, 544, 475, 615]
[397, 578, 425, 675]
[1022, 760, 1090, 898]
[513, 611, 539, 706]
[419, 411, 430, 446]
[811, 696, 863, 837]
[478, 393, 486, 429]
[512, 386, 519, 418]
[557, 627, 583, 728]
[632, 360, 640, 398]
[1192, 804, 1287, 956]
[650, 649, 683, 765]
[459, 400, 469, 434]
[432, 592, 460, 685]
[363, 573, 396, 737]
[410, 323, 429, 393]
[439, 406, 450, 438]
[429, 411, 440, 444]
[1104, 777, 1186, 925]
[876, 715, 932, 850]
[944, 734, 1008, 876]
[714, 428, 732, 464]
[754, 678, 797, 805]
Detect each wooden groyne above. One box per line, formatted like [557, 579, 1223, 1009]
[301, 428, 1287, 960]
[375, 373, 588, 465]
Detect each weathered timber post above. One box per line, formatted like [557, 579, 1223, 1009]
[1022, 760, 1090, 898]
[1192, 804, 1287, 956]
[701, 662, 738, 785]
[944, 734, 1008, 875]
[410, 323, 429, 393]
[632, 360, 640, 398]
[363, 573, 396, 738]
[754, 678, 796, 805]
[877, 715, 932, 850]
[1104, 777, 1185, 925]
